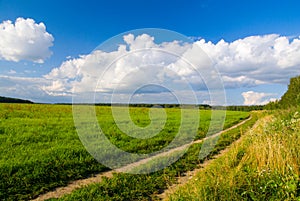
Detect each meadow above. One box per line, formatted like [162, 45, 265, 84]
[51, 108, 258, 200]
[0, 103, 249, 200]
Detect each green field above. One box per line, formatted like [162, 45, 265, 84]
[51, 109, 258, 201]
[0, 103, 249, 200]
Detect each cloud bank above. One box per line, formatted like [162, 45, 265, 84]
[42, 33, 300, 105]
[42, 34, 214, 100]
[197, 34, 300, 85]
[0, 18, 54, 63]
[242, 91, 277, 105]
[1, 31, 299, 105]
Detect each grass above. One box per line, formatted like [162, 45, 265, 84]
[0, 104, 107, 200]
[167, 108, 300, 201]
[0, 103, 249, 200]
[50, 110, 258, 200]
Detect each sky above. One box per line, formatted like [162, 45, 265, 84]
[0, 0, 300, 105]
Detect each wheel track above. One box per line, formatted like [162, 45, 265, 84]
[32, 115, 253, 201]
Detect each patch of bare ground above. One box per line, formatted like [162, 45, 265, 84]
[32, 171, 114, 201]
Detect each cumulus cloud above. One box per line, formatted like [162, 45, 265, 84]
[197, 34, 300, 85]
[42, 35, 202, 97]
[42, 33, 300, 105]
[0, 17, 54, 63]
[242, 91, 277, 105]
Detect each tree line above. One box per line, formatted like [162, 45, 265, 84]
[0, 96, 33, 104]
[265, 75, 300, 109]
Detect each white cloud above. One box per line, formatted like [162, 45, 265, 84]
[43, 34, 223, 104]
[197, 34, 300, 85]
[0, 17, 54, 63]
[0, 75, 48, 100]
[0, 75, 73, 103]
[7, 70, 17, 74]
[242, 91, 277, 105]
[41, 33, 300, 105]
[43, 35, 197, 97]
[222, 75, 265, 88]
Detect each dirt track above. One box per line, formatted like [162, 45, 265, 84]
[32, 116, 252, 201]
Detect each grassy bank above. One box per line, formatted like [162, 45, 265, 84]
[168, 108, 300, 200]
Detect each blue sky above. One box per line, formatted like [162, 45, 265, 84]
[0, 0, 300, 104]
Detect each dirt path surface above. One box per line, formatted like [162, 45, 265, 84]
[32, 116, 252, 201]
[158, 115, 269, 200]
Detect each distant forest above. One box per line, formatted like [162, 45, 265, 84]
[1, 75, 299, 111]
[0, 96, 33, 104]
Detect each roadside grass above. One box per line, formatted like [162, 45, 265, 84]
[168, 108, 300, 201]
[51, 110, 258, 200]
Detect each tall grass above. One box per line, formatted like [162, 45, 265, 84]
[168, 109, 300, 201]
